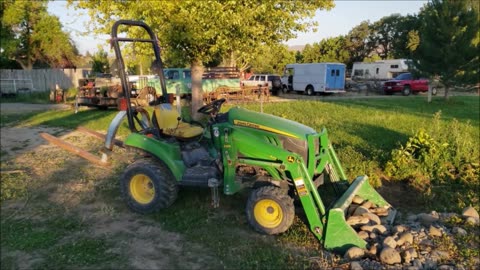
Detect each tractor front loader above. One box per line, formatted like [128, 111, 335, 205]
[41, 20, 396, 254]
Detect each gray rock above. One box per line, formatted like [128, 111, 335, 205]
[462, 206, 479, 220]
[438, 265, 454, 270]
[361, 224, 387, 234]
[401, 247, 418, 263]
[357, 230, 369, 240]
[428, 225, 443, 237]
[407, 214, 418, 223]
[383, 236, 397, 249]
[360, 225, 374, 233]
[361, 201, 374, 209]
[373, 224, 387, 234]
[417, 213, 439, 226]
[344, 247, 365, 261]
[379, 247, 401, 265]
[406, 267, 420, 270]
[424, 259, 438, 269]
[419, 239, 435, 251]
[392, 225, 408, 234]
[371, 207, 389, 217]
[348, 204, 359, 216]
[368, 243, 378, 256]
[352, 195, 364, 204]
[347, 215, 370, 226]
[350, 261, 363, 270]
[353, 206, 370, 216]
[401, 250, 412, 263]
[363, 212, 381, 225]
[430, 249, 450, 262]
[452, 226, 467, 236]
[465, 216, 479, 225]
[398, 232, 414, 246]
[412, 259, 423, 269]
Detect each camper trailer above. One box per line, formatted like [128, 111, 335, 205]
[351, 59, 410, 81]
[281, 63, 346, 95]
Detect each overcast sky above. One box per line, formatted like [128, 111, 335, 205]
[48, 1, 428, 55]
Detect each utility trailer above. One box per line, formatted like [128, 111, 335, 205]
[281, 63, 346, 95]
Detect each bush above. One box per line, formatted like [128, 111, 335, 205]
[385, 112, 479, 211]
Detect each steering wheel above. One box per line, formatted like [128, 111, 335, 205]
[197, 98, 226, 115]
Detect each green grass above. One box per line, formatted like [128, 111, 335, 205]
[1, 95, 478, 269]
[1, 91, 51, 104]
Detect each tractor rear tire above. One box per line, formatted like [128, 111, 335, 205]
[120, 158, 178, 214]
[246, 186, 294, 235]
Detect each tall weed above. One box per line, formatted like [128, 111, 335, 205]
[385, 112, 479, 211]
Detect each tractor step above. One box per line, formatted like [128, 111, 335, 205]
[180, 165, 220, 187]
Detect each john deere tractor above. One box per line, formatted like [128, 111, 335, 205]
[100, 20, 395, 253]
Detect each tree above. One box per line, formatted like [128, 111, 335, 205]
[90, 49, 110, 74]
[1, 0, 78, 69]
[301, 36, 349, 63]
[412, 0, 479, 100]
[369, 14, 404, 59]
[344, 21, 374, 68]
[390, 15, 422, 59]
[249, 44, 295, 74]
[71, 0, 334, 119]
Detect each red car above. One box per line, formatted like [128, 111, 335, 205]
[383, 73, 437, 96]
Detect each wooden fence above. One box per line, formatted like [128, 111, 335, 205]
[0, 68, 91, 92]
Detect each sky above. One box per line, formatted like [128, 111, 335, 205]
[48, 0, 428, 55]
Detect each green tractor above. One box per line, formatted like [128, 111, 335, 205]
[87, 20, 397, 254]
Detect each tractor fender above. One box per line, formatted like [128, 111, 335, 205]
[124, 133, 186, 181]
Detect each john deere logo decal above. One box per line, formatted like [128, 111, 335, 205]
[287, 156, 295, 163]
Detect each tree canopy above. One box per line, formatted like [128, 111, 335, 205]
[1, 0, 78, 69]
[412, 0, 479, 99]
[72, 0, 334, 118]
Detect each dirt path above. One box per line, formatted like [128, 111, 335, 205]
[0, 105, 217, 269]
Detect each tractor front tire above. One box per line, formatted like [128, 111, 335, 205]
[246, 186, 294, 235]
[120, 158, 178, 214]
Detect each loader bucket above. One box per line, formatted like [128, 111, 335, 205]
[323, 176, 396, 254]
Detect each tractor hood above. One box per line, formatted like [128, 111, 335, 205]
[227, 107, 315, 139]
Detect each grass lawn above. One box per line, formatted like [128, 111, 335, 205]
[1, 95, 479, 269]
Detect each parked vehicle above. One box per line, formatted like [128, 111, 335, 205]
[281, 63, 346, 95]
[144, 67, 241, 95]
[351, 59, 410, 81]
[241, 74, 282, 95]
[383, 72, 436, 96]
[75, 76, 123, 110]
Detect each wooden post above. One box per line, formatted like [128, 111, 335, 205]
[40, 133, 110, 166]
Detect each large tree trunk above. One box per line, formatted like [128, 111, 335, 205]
[190, 59, 204, 121]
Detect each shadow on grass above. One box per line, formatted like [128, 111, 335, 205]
[329, 96, 480, 126]
[340, 122, 410, 161]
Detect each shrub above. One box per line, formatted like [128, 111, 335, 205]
[385, 112, 479, 211]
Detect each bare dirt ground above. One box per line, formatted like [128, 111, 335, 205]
[0, 104, 217, 269]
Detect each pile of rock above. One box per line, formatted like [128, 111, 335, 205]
[342, 196, 479, 270]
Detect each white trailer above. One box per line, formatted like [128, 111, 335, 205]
[281, 63, 346, 95]
[351, 59, 410, 81]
